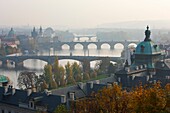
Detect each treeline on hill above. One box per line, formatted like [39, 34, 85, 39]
[69, 82, 170, 113]
[17, 57, 120, 91]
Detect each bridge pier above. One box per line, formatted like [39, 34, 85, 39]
[83, 45, 88, 50]
[110, 46, 115, 50]
[70, 45, 74, 50]
[97, 45, 101, 50]
[15, 62, 24, 68]
[2, 60, 8, 68]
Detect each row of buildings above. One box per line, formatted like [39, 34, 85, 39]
[0, 27, 74, 54]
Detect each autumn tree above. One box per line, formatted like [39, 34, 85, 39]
[72, 62, 82, 82]
[43, 64, 57, 89]
[65, 62, 75, 85]
[72, 83, 170, 113]
[58, 66, 66, 86]
[18, 71, 38, 90]
[81, 59, 90, 73]
[54, 104, 68, 113]
[53, 57, 62, 86]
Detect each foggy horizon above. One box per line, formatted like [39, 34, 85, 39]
[1, 0, 170, 29]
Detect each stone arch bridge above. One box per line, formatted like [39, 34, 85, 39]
[38, 40, 139, 50]
[0, 55, 122, 68]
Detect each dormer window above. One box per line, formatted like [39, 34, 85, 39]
[29, 101, 34, 109]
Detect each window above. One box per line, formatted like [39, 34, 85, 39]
[31, 102, 33, 108]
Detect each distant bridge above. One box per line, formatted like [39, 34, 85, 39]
[74, 35, 96, 41]
[0, 55, 122, 68]
[38, 40, 140, 50]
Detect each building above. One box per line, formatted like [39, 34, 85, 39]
[52, 76, 116, 109]
[1, 28, 20, 48]
[0, 86, 66, 113]
[115, 26, 170, 87]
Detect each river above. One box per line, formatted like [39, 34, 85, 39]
[0, 37, 126, 88]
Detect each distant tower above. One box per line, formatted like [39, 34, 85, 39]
[39, 26, 43, 37]
[31, 27, 38, 38]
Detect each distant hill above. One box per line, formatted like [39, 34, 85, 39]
[98, 20, 170, 29]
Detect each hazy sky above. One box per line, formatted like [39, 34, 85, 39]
[0, 0, 170, 28]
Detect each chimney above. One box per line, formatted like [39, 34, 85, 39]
[27, 88, 32, 96]
[61, 95, 66, 103]
[4, 86, 8, 94]
[44, 89, 51, 96]
[12, 88, 16, 95]
[90, 82, 93, 89]
[69, 92, 75, 100]
[95, 80, 100, 84]
[78, 82, 83, 89]
[118, 77, 121, 82]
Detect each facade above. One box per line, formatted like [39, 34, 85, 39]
[115, 26, 170, 87]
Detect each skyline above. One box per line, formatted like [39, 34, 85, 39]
[0, 0, 170, 28]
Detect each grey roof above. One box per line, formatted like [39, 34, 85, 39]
[52, 84, 86, 99]
[0, 87, 62, 113]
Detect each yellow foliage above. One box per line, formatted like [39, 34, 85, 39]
[72, 83, 170, 113]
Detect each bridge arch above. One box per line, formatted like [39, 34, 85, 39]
[87, 43, 97, 49]
[128, 43, 137, 48]
[61, 44, 70, 50]
[23, 59, 47, 69]
[58, 59, 82, 66]
[114, 43, 124, 49]
[101, 43, 111, 49]
[74, 43, 84, 49]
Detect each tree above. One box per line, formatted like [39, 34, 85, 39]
[65, 62, 75, 85]
[72, 62, 82, 82]
[59, 66, 66, 86]
[90, 70, 97, 79]
[72, 83, 170, 113]
[83, 72, 90, 80]
[54, 104, 68, 113]
[53, 57, 60, 85]
[43, 64, 55, 89]
[82, 59, 90, 73]
[18, 71, 38, 90]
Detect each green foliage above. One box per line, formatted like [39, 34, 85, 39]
[83, 72, 90, 80]
[54, 104, 68, 113]
[65, 62, 75, 85]
[82, 59, 90, 73]
[53, 57, 60, 85]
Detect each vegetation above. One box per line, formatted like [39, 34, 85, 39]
[71, 82, 170, 113]
[17, 71, 38, 90]
[18, 57, 120, 91]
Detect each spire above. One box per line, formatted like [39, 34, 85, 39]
[144, 25, 151, 41]
[39, 26, 43, 35]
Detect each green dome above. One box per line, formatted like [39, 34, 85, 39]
[0, 75, 8, 83]
[8, 28, 15, 38]
[135, 41, 161, 55]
